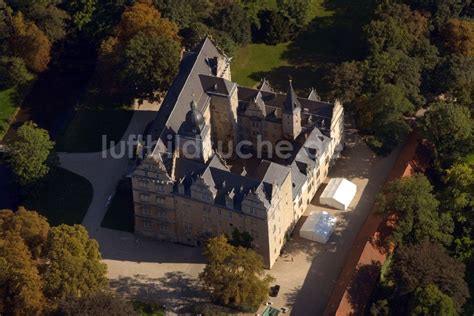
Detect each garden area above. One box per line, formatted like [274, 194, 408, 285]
[23, 167, 93, 226]
[56, 107, 134, 153]
[232, 0, 369, 93]
[0, 88, 20, 140]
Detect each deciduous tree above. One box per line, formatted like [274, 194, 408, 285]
[390, 241, 469, 310]
[420, 102, 473, 165]
[211, 3, 251, 45]
[200, 235, 273, 310]
[443, 18, 474, 56]
[357, 84, 414, 153]
[0, 207, 49, 258]
[410, 284, 457, 316]
[42, 224, 108, 302]
[9, 12, 51, 72]
[377, 174, 454, 246]
[0, 233, 45, 315]
[7, 121, 55, 186]
[57, 291, 136, 316]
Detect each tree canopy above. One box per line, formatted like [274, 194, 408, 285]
[357, 84, 414, 153]
[420, 102, 473, 166]
[410, 284, 457, 316]
[377, 174, 454, 246]
[389, 241, 469, 311]
[98, 0, 181, 101]
[199, 235, 273, 311]
[0, 208, 110, 314]
[7, 121, 55, 186]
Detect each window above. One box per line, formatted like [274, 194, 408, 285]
[156, 184, 164, 192]
[139, 193, 149, 202]
[139, 180, 147, 189]
[158, 210, 165, 218]
[159, 223, 167, 232]
[156, 196, 165, 205]
[142, 206, 151, 216]
[143, 220, 152, 230]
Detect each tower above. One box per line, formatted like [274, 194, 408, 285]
[282, 80, 302, 140]
[177, 96, 213, 162]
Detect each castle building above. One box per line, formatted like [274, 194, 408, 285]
[132, 38, 344, 268]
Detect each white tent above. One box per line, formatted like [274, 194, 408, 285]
[299, 211, 337, 243]
[320, 178, 357, 210]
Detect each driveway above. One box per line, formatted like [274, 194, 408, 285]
[268, 127, 402, 315]
[58, 102, 159, 233]
[59, 112, 402, 313]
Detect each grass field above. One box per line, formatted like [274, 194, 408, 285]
[101, 178, 134, 232]
[232, 0, 334, 88]
[0, 88, 20, 140]
[56, 108, 133, 152]
[232, 43, 290, 87]
[23, 167, 93, 226]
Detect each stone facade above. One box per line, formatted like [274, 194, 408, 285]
[132, 38, 344, 268]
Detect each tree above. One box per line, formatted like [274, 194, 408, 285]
[433, 54, 474, 107]
[410, 284, 457, 316]
[153, 0, 197, 28]
[444, 162, 474, 220]
[0, 207, 49, 259]
[277, 0, 309, 30]
[0, 233, 45, 315]
[119, 30, 180, 101]
[97, 0, 181, 101]
[9, 12, 51, 72]
[42, 224, 108, 302]
[62, 0, 98, 30]
[443, 18, 474, 56]
[443, 163, 474, 261]
[180, 21, 209, 50]
[211, 3, 251, 45]
[377, 174, 454, 246]
[230, 228, 253, 249]
[257, 10, 293, 45]
[390, 241, 469, 310]
[0, 56, 34, 88]
[420, 102, 473, 165]
[199, 235, 274, 310]
[7, 121, 55, 186]
[23, 2, 69, 43]
[57, 291, 136, 316]
[357, 84, 414, 153]
[326, 61, 364, 105]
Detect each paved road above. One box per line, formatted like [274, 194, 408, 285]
[58, 102, 158, 234]
[268, 128, 402, 315]
[59, 112, 402, 314]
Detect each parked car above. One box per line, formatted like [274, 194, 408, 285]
[269, 285, 280, 297]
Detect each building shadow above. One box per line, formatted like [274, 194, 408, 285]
[109, 272, 208, 313]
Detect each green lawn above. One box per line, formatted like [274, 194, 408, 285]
[101, 178, 134, 232]
[232, 0, 334, 88]
[0, 88, 20, 140]
[232, 43, 290, 87]
[23, 167, 93, 226]
[307, 0, 334, 22]
[56, 108, 133, 152]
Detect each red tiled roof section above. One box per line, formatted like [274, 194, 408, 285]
[323, 132, 421, 316]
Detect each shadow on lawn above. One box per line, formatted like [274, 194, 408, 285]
[246, 0, 375, 96]
[110, 272, 208, 313]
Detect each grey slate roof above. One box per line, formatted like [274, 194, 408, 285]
[149, 37, 223, 155]
[199, 74, 236, 96]
[283, 81, 302, 114]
